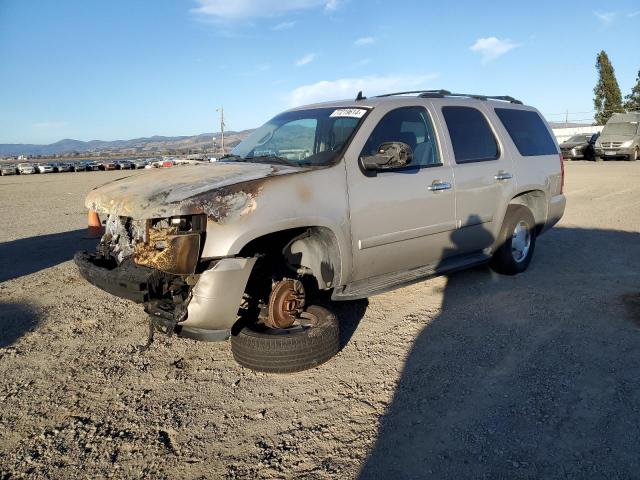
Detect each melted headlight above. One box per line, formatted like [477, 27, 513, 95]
[133, 215, 205, 275]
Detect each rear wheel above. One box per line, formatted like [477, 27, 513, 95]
[490, 205, 537, 275]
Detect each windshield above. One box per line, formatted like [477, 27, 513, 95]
[567, 135, 590, 143]
[228, 107, 368, 166]
[602, 122, 638, 137]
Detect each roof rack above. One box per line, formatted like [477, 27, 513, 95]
[374, 89, 523, 105]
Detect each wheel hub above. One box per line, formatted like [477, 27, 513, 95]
[511, 221, 531, 263]
[266, 279, 305, 329]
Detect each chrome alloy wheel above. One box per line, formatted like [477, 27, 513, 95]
[511, 221, 531, 263]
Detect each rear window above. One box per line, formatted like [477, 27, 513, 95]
[495, 108, 558, 156]
[441, 106, 499, 163]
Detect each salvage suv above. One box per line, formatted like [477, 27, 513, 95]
[75, 90, 565, 373]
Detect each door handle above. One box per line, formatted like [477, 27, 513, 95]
[427, 181, 452, 192]
[495, 171, 513, 181]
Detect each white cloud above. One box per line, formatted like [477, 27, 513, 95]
[295, 53, 317, 67]
[594, 11, 616, 26]
[33, 121, 67, 129]
[289, 74, 440, 106]
[191, 0, 339, 20]
[354, 36, 375, 46]
[272, 20, 296, 30]
[324, 0, 341, 11]
[627, 10, 640, 18]
[470, 37, 519, 64]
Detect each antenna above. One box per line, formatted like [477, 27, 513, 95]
[355, 91, 366, 101]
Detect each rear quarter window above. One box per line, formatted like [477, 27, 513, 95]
[495, 108, 558, 156]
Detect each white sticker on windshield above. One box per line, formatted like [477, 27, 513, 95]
[329, 108, 367, 118]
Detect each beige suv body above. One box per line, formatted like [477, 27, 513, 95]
[76, 90, 565, 371]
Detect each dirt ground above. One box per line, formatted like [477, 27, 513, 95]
[1, 163, 639, 479]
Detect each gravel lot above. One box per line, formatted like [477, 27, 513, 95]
[1, 163, 639, 479]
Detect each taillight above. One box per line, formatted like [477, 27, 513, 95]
[559, 153, 565, 194]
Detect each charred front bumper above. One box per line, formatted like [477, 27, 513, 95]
[74, 251, 156, 303]
[74, 213, 257, 341]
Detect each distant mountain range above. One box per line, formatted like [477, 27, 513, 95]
[0, 130, 253, 156]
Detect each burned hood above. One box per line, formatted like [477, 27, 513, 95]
[85, 162, 306, 221]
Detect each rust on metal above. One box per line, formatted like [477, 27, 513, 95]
[85, 162, 309, 223]
[133, 227, 200, 275]
[266, 279, 305, 329]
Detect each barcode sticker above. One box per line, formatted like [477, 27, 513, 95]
[329, 108, 367, 118]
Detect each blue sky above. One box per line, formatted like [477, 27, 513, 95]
[1, 0, 638, 144]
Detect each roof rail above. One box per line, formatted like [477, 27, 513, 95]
[375, 89, 451, 98]
[374, 90, 523, 104]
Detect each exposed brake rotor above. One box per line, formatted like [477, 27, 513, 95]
[266, 278, 305, 329]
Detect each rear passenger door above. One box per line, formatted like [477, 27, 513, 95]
[438, 104, 516, 253]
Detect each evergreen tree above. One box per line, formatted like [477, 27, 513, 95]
[624, 70, 640, 112]
[593, 51, 623, 124]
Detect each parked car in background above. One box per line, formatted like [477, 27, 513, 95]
[16, 163, 35, 174]
[114, 160, 134, 170]
[560, 133, 599, 160]
[50, 162, 73, 173]
[35, 163, 54, 174]
[0, 164, 17, 176]
[145, 160, 161, 169]
[85, 161, 101, 171]
[130, 159, 148, 169]
[595, 112, 640, 161]
[76, 90, 565, 373]
[70, 161, 86, 172]
[99, 161, 117, 171]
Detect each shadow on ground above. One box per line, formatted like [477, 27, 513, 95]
[0, 302, 40, 347]
[359, 226, 640, 479]
[0, 229, 96, 282]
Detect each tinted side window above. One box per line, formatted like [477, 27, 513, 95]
[495, 108, 558, 156]
[442, 106, 499, 163]
[360, 106, 441, 167]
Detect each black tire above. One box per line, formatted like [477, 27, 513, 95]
[230, 305, 339, 374]
[629, 148, 638, 162]
[490, 205, 537, 276]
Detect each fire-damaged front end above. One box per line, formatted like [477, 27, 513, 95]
[75, 212, 256, 341]
[73, 164, 290, 341]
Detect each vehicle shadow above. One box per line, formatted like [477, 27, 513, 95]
[0, 229, 97, 282]
[0, 302, 40, 347]
[359, 225, 640, 479]
[331, 298, 369, 350]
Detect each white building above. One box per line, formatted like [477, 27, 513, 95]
[549, 122, 603, 144]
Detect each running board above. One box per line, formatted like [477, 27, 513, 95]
[332, 252, 491, 301]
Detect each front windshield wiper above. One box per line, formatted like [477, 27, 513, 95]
[243, 154, 301, 168]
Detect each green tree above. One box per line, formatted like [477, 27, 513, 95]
[593, 51, 623, 124]
[624, 70, 640, 112]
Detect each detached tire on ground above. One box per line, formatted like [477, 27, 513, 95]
[231, 305, 339, 373]
[490, 204, 537, 276]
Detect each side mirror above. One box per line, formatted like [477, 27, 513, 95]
[361, 142, 413, 171]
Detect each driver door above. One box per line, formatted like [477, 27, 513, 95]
[344, 103, 457, 281]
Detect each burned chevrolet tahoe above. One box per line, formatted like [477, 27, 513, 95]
[76, 90, 566, 373]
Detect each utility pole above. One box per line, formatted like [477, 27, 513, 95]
[565, 109, 569, 126]
[216, 106, 225, 154]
